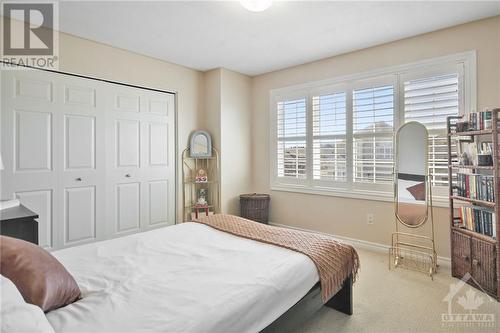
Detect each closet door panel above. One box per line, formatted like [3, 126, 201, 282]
[148, 180, 169, 225]
[116, 182, 141, 233]
[115, 93, 140, 113]
[64, 186, 96, 245]
[14, 78, 53, 106]
[15, 110, 52, 171]
[15, 190, 53, 249]
[64, 85, 96, 107]
[148, 122, 169, 166]
[148, 96, 172, 116]
[116, 119, 141, 167]
[65, 115, 96, 170]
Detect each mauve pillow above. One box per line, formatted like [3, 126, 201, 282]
[407, 182, 426, 201]
[0, 236, 81, 312]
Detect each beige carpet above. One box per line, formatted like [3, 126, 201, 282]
[294, 248, 500, 333]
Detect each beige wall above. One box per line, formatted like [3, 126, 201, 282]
[251, 16, 500, 259]
[220, 69, 253, 214]
[202, 69, 222, 150]
[202, 68, 253, 214]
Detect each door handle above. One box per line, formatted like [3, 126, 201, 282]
[472, 259, 479, 266]
[125, 174, 131, 178]
[75, 177, 82, 181]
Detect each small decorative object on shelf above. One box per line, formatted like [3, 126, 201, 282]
[195, 168, 208, 183]
[458, 152, 471, 166]
[183, 130, 220, 221]
[447, 108, 500, 301]
[197, 189, 208, 205]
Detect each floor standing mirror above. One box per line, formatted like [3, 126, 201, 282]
[389, 122, 437, 278]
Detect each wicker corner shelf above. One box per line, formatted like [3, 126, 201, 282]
[447, 111, 500, 301]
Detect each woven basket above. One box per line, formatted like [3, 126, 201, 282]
[240, 193, 270, 224]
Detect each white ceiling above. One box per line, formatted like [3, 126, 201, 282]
[58, 1, 500, 76]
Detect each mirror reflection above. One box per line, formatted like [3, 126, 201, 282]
[190, 130, 212, 158]
[193, 135, 208, 155]
[396, 122, 428, 227]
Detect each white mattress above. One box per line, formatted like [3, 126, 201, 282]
[47, 222, 319, 333]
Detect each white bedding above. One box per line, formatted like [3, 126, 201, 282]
[398, 179, 425, 204]
[47, 222, 319, 333]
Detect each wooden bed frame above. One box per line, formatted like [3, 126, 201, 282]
[262, 274, 353, 332]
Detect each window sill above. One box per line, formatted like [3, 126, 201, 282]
[270, 184, 450, 208]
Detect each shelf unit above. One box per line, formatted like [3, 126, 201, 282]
[447, 110, 500, 301]
[182, 148, 220, 221]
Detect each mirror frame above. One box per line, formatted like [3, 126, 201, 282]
[189, 130, 212, 158]
[394, 121, 430, 228]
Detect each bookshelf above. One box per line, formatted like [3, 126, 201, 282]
[447, 109, 500, 301]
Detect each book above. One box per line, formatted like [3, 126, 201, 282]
[456, 173, 494, 202]
[458, 205, 496, 238]
[465, 110, 493, 131]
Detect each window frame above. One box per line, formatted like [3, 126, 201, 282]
[269, 51, 477, 207]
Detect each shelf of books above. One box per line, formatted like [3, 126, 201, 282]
[448, 110, 498, 239]
[447, 108, 500, 300]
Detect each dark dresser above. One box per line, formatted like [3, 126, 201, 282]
[0, 204, 39, 244]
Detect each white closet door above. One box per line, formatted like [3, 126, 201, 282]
[106, 85, 143, 236]
[1, 70, 59, 249]
[1, 70, 106, 249]
[57, 75, 106, 247]
[2, 69, 176, 249]
[142, 90, 175, 230]
[106, 85, 175, 237]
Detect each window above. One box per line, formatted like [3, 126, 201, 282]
[270, 52, 475, 204]
[277, 98, 307, 180]
[403, 73, 460, 187]
[353, 84, 394, 185]
[312, 92, 347, 182]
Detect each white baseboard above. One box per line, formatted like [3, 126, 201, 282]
[269, 222, 451, 269]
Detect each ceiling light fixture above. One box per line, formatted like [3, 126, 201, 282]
[240, 0, 273, 12]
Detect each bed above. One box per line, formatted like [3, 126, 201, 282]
[3, 217, 357, 333]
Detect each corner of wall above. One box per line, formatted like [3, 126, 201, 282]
[200, 67, 254, 215]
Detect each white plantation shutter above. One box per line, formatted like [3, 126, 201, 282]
[353, 85, 394, 184]
[270, 55, 472, 201]
[276, 98, 307, 179]
[404, 73, 459, 186]
[404, 74, 458, 129]
[312, 92, 347, 181]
